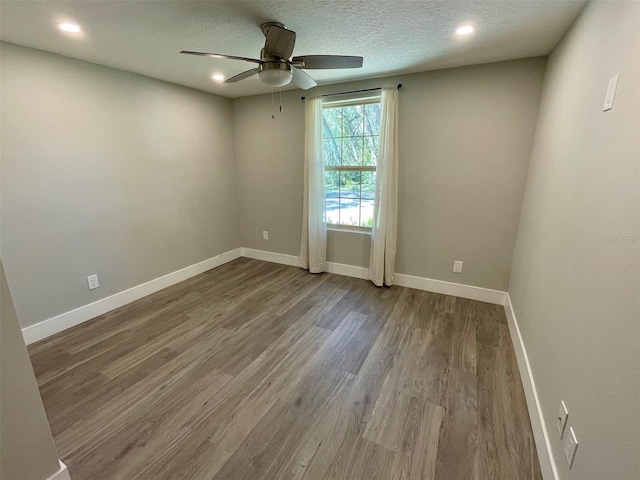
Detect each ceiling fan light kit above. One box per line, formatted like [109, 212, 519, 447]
[181, 21, 363, 90]
[258, 62, 293, 87]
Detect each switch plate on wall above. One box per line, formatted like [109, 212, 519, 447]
[557, 401, 569, 438]
[563, 426, 578, 468]
[603, 73, 619, 111]
[87, 274, 100, 290]
[262, 230, 269, 240]
[453, 261, 463, 273]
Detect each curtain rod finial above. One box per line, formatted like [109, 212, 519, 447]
[397, 83, 402, 90]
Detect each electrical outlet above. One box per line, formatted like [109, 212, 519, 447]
[563, 426, 578, 469]
[262, 230, 269, 240]
[557, 401, 569, 438]
[87, 274, 100, 290]
[453, 261, 463, 273]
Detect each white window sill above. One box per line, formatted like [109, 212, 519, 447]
[327, 226, 372, 235]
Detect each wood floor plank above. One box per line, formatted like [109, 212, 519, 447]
[47, 347, 178, 436]
[324, 436, 396, 480]
[434, 367, 479, 479]
[363, 326, 427, 450]
[67, 368, 234, 480]
[28, 257, 542, 480]
[301, 307, 409, 478]
[52, 328, 237, 455]
[129, 325, 333, 480]
[275, 373, 358, 480]
[212, 368, 354, 480]
[389, 396, 444, 480]
[477, 305, 543, 480]
[450, 297, 477, 372]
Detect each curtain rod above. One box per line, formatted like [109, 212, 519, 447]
[300, 83, 402, 101]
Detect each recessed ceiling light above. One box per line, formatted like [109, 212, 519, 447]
[59, 23, 81, 33]
[456, 25, 475, 36]
[212, 74, 225, 82]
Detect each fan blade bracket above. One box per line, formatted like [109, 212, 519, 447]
[292, 55, 363, 69]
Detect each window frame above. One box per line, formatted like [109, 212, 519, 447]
[322, 95, 381, 233]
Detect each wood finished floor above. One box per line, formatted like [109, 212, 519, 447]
[29, 258, 542, 480]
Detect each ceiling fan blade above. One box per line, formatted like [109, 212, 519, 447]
[291, 67, 317, 90]
[224, 68, 259, 83]
[264, 24, 296, 59]
[291, 55, 363, 69]
[180, 51, 262, 64]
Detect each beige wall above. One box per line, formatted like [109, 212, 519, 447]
[1, 42, 240, 328]
[509, 2, 640, 479]
[233, 57, 546, 290]
[1, 260, 62, 480]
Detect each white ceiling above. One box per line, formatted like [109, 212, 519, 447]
[0, 0, 587, 98]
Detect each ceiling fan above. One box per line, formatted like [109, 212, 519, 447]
[181, 22, 363, 90]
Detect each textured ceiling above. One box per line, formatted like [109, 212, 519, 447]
[0, 0, 587, 98]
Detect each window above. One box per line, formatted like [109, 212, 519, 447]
[322, 97, 381, 230]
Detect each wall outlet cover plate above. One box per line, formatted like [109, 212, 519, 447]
[87, 274, 100, 290]
[557, 400, 568, 438]
[563, 426, 578, 469]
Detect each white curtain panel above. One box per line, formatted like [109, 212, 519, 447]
[369, 87, 399, 287]
[298, 96, 327, 273]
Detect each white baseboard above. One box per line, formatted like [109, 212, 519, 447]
[240, 247, 299, 266]
[503, 294, 558, 480]
[394, 272, 507, 305]
[47, 460, 71, 480]
[241, 248, 371, 280]
[325, 261, 369, 280]
[21, 248, 242, 345]
[240, 248, 505, 305]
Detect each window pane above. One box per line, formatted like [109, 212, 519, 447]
[342, 105, 364, 137]
[362, 171, 376, 199]
[363, 135, 378, 166]
[342, 137, 363, 166]
[340, 171, 361, 198]
[361, 198, 374, 227]
[361, 171, 375, 228]
[364, 103, 381, 136]
[323, 138, 341, 166]
[325, 170, 339, 224]
[326, 198, 340, 224]
[339, 197, 360, 226]
[325, 170, 339, 192]
[322, 107, 342, 140]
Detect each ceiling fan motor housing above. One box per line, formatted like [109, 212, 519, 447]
[260, 22, 287, 38]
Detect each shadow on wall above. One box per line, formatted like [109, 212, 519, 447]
[1, 260, 65, 480]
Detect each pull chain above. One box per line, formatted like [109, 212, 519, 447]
[279, 89, 283, 113]
[271, 89, 275, 119]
